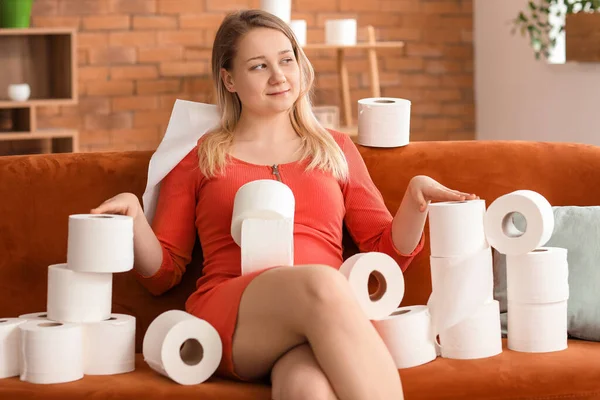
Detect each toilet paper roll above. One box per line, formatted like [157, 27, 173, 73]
[260, 0, 291, 23]
[19, 320, 84, 384]
[439, 300, 502, 359]
[428, 200, 488, 258]
[84, 314, 136, 375]
[67, 214, 134, 273]
[428, 247, 494, 336]
[484, 190, 554, 256]
[0, 318, 27, 378]
[290, 20, 307, 46]
[508, 301, 568, 353]
[241, 218, 294, 276]
[231, 180, 295, 247]
[507, 247, 569, 304]
[325, 19, 357, 46]
[47, 264, 112, 323]
[357, 98, 411, 148]
[372, 306, 437, 369]
[339, 252, 405, 320]
[143, 310, 222, 385]
[18, 312, 49, 321]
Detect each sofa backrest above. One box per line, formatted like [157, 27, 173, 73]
[1, 140, 598, 352]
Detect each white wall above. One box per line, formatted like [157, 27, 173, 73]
[474, 0, 600, 145]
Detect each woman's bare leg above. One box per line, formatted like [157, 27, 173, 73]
[231, 264, 403, 400]
[271, 344, 337, 400]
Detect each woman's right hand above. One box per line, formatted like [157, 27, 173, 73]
[90, 192, 144, 221]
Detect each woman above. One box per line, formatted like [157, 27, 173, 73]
[92, 10, 477, 400]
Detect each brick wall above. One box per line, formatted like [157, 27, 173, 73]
[31, 0, 473, 152]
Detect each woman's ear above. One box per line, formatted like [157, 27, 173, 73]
[220, 68, 236, 93]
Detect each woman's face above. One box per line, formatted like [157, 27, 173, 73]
[222, 27, 301, 117]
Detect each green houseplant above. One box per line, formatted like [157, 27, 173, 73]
[512, 0, 600, 60]
[0, 0, 34, 29]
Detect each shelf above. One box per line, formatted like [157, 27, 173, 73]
[302, 42, 405, 50]
[0, 27, 76, 36]
[0, 99, 77, 108]
[0, 129, 77, 141]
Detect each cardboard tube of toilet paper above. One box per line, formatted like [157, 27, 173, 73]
[18, 312, 49, 321]
[231, 180, 295, 246]
[325, 19, 357, 45]
[508, 301, 568, 353]
[47, 263, 112, 323]
[19, 320, 84, 384]
[67, 214, 134, 272]
[439, 300, 502, 360]
[339, 252, 405, 320]
[507, 247, 569, 304]
[484, 190, 554, 255]
[373, 306, 437, 369]
[260, 0, 291, 23]
[143, 310, 222, 385]
[0, 318, 27, 378]
[428, 247, 494, 336]
[428, 200, 488, 258]
[84, 314, 136, 375]
[357, 98, 411, 148]
[241, 218, 294, 275]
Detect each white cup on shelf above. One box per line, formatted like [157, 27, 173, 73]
[7, 84, 31, 102]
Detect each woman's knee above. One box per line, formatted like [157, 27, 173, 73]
[294, 264, 353, 308]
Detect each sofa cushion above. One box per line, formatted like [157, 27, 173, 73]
[494, 206, 600, 341]
[1, 341, 600, 400]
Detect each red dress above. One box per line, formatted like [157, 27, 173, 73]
[135, 130, 424, 380]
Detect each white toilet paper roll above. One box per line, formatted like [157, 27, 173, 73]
[357, 98, 411, 148]
[47, 264, 112, 323]
[339, 252, 405, 320]
[372, 306, 437, 369]
[507, 247, 569, 304]
[289, 20, 307, 46]
[231, 180, 295, 247]
[484, 190, 555, 256]
[428, 200, 488, 258]
[67, 214, 134, 273]
[84, 314, 136, 375]
[508, 301, 568, 353]
[439, 300, 502, 360]
[325, 19, 357, 46]
[241, 218, 294, 276]
[18, 312, 49, 321]
[19, 320, 84, 384]
[143, 310, 222, 385]
[260, 0, 291, 23]
[428, 247, 494, 335]
[0, 318, 27, 378]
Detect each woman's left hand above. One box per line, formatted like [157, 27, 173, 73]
[408, 175, 479, 212]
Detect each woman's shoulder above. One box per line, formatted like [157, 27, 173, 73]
[324, 128, 352, 148]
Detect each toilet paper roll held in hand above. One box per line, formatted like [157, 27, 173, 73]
[0, 318, 27, 378]
[373, 306, 437, 369]
[143, 310, 222, 385]
[339, 252, 405, 320]
[67, 214, 134, 273]
[84, 314, 136, 375]
[507, 247, 569, 304]
[19, 320, 84, 384]
[484, 190, 554, 255]
[231, 180, 295, 246]
[47, 263, 113, 323]
[428, 200, 488, 258]
[357, 98, 411, 148]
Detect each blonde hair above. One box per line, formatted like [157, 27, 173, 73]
[198, 9, 348, 181]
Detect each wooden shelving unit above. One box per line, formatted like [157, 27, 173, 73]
[302, 26, 405, 130]
[0, 28, 79, 155]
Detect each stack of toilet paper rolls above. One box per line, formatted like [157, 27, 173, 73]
[0, 214, 136, 384]
[485, 190, 568, 353]
[427, 200, 502, 359]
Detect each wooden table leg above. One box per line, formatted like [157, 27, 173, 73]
[337, 48, 352, 128]
[367, 26, 381, 98]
